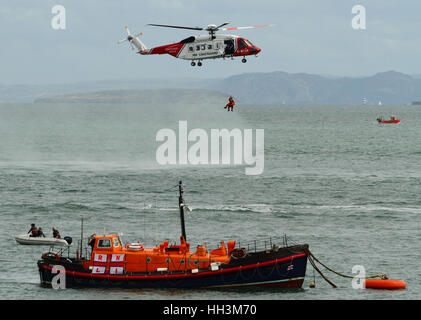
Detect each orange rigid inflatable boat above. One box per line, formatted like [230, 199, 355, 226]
[377, 116, 400, 124]
[365, 279, 406, 290]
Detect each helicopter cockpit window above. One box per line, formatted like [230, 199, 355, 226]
[239, 39, 248, 49]
[244, 39, 253, 47]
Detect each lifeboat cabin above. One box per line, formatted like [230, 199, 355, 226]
[84, 234, 234, 275]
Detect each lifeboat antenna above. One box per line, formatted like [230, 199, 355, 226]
[80, 217, 83, 258]
[178, 181, 187, 241]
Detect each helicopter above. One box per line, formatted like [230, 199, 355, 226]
[117, 22, 273, 66]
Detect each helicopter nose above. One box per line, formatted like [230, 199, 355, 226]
[250, 46, 261, 55]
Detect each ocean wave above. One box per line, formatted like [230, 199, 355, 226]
[53, 202, 101, 211]
[191, 204, 275, 214]
[300, 204, 421, 214]
[62, 189, 89, 193]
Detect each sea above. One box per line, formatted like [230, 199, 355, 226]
[0, 102, 420, 300]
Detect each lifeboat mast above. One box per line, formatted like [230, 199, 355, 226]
[178, 181, 187, 241]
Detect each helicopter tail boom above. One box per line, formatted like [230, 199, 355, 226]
[132, 37, 148, 53]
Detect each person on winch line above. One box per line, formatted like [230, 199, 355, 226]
[225, 96, 235, 112]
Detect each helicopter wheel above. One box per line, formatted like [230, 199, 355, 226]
[242, 58, 247, 63]
[191, 61, 196, 66]
[198, 61, 202, 67]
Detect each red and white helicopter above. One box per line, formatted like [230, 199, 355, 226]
[117, 22, 272, 66]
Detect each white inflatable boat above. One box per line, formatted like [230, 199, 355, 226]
[15, 234, 70, 246]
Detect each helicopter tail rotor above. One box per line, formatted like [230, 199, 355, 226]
[117, 26, 148, 52]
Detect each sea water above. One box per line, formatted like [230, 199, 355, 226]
[0, 103, 420, 300]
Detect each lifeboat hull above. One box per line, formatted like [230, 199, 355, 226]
[37, 245, 308, 289]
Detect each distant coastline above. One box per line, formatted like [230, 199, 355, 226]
[2, 70, 421, 105]
[33, 89, 229, 104]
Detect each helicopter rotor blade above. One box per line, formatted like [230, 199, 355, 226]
[117, 38, 128, 45]
[147, 23, 203, 31]
[215, 22, 230, 29]
[221, 24, 275, 31]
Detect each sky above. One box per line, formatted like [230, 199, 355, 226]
[1, 0, 421, 84]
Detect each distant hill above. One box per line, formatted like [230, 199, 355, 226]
[2, 70, 421, 104]
[34, 89, 229, 104]
[0, 78, 197, 103]
[203, 71, 421, 105]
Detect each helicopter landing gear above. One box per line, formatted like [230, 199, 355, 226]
[197, 61, 202, 66]
[191, 61, 196, 66]
[242, 58, 247, 63]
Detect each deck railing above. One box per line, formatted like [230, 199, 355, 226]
[235, 235, 300, 253]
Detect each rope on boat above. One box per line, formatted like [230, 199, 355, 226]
[305, 248, 388, 288]
[307, 253, 337, 288]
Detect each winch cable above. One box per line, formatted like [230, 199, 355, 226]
[305, 248, 388, 288]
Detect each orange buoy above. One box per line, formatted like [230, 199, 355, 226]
[365, 279, 406, 290]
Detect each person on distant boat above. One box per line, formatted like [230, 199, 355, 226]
[37, 227, 46, 238]
[28, 223, 38, 237]
[88, 234, 96, 254]
[52, 227, 61, 239]
[224, 96, 235, 112]
[88, 234, 96, 250]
